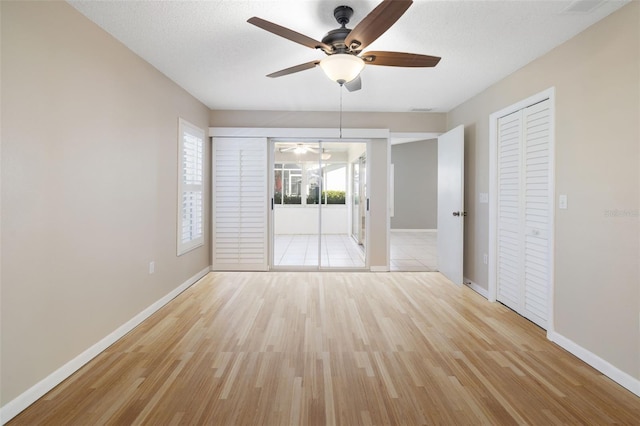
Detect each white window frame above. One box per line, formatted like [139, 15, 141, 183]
[177, 118, 205, 255]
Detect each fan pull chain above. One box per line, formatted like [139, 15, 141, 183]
[339, 84, 343, 139]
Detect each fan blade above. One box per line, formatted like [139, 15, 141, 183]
[362, 51, 441, 67]
[345, 0, 413, 52]
[248, 17, 332, 53]
[345, 75, 362, 92]
[267, 60, 320, 78]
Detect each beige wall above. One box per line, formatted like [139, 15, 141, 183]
[391, 140, 438, 229]
[447, 2, 639, 379]
[368, 139, 390, 268]
[1, 1, 210, 405]
[210, 110, 447, 133]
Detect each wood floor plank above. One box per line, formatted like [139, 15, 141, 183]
[8, 271, 640, 425]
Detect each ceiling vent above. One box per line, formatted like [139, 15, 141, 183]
[562, 0, 606, 13]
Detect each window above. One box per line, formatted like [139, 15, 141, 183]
[177, 118, 204, 255]
[321, 163, 347, 204]
[307, 163, 347, 205]
[274, 163, 302, 204]
[275, 161, 346, 205]
[305, 164, 322, 204]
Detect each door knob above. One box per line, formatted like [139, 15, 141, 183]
[453, 211, 460, 216]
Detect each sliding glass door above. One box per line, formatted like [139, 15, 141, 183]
[272, 140, 367, 270]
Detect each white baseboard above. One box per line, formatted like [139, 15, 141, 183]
[0, 266, 211, 425]
[390, 228, 437, 233]
[547, 331, 640, 397]
[465, 279, 639, 397]
[370, 265, 390, 272]
[464, 277, 489, 299]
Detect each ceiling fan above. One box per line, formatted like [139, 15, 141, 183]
[279, 143, 320, 154]
[247, 0, 441, 92]
[278, 143, 332, 159]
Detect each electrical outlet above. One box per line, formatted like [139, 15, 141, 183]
[559, 194, 568, 209]
[149, 261, 155, 274]
[483, 254, 488, 265]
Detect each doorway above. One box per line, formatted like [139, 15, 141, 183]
[389, 139, 439, 272]
[271, 140, 368, 270]
[388, 126, 465, 285]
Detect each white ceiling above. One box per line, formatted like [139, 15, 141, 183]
[68, 0, 629, 113]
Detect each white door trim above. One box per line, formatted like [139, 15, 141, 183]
[488, 87, 556, 337]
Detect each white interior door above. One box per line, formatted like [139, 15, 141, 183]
[437, 125, 465, 285]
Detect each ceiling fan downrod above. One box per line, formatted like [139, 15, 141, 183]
[321, 6, 355, 53]
[334, 5, 353, 27]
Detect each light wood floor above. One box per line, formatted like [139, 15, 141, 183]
[10, 272, 640, 425]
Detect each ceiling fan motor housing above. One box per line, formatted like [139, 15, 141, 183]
[322, 6, 355, 53]
[322, 28, 351, 52]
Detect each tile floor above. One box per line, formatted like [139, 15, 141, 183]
[274, 234, 366, 268]
[273, 230, 437, 271]
[390, 230, 438, 272]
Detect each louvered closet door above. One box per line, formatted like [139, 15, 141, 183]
[213, 138, 268, 271]
[522, 100, 551, 327]
[497, 110, 524, 313]
[496, 99, 551, 329]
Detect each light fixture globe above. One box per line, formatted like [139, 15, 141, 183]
[319, 54, 365, 84]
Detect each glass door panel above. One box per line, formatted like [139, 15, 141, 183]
[272, 140, 367, 269]
[320, 142, 366, 269]
[273, 143, 320, 268]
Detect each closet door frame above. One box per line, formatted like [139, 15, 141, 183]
[488, 87, 556, 337]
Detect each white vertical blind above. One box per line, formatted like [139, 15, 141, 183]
[496, 99, 551, 329]
[213, 138, 268, 270]
[177, 118, 205, 255]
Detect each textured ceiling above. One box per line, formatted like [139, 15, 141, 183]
[68, 0, 629, 112]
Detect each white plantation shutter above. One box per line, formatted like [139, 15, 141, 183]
[177, 118, 205, 255]
[213, 138, 268, 271]
[496, 99, 551, 329]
